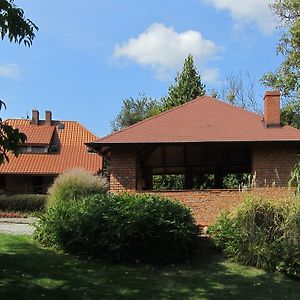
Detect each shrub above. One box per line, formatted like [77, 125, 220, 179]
[278, 201, 300, 277]
[35, 193, 199, 264]
[0, 194, 46, 212]
[209, 196, 291, 271]
[47, 168, 108, 206]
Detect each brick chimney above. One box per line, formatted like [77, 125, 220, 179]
[31, 110, 39, 125]
[264, 91, 281, 127]
[45, 110, 52, 126]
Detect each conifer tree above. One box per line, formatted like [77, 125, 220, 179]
[162, 54, 206, 110]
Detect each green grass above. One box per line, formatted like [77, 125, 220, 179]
[0, 234, 299, 300]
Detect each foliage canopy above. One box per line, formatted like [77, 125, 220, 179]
[112, 95, 161, 131]
[162, 54, 206, 111]
[0, 0, 38, 46]
[262, 0, 300, 100]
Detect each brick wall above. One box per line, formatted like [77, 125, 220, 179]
[144, 188, 293, 226]
[109, 148, 137, 192]
[252, 143, 299, 187]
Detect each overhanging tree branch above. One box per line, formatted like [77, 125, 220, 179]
[0, 0, 38, 46]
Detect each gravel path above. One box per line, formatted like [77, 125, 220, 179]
[0, 218, 37, 235]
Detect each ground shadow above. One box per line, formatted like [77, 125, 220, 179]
[0, 235, 298, 300]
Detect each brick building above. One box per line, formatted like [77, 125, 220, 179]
[88, 92, 300, 224]
[0, 110, 102, 194]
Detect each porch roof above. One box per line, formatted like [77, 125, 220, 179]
[90, 96, 300, 146]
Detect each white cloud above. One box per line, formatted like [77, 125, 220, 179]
[114, 23, 221, 82]
[204, 0, 275, 34]
[202, 68, 220, 83]
[0, 64, 19, 79]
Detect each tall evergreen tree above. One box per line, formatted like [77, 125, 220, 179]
[162, 54, 206, 111]
[111, 55, 206, 132]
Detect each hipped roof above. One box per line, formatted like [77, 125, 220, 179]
[91, 96, 300, 145]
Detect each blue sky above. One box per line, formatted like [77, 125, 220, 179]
[0, 0, 282, 136]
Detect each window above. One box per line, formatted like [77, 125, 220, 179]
[31, 146, 47, 153]
[19, 146, 48, 154]
[19, 146, 28, 153]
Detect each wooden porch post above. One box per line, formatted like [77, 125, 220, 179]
[144, 168, 153, 190]
[214, 167, 223, 188]
[184, 167, 193, 189]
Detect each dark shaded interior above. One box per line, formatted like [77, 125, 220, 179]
[137, 143, 252, 190]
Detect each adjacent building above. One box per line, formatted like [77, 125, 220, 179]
[0, 110, 102, 194]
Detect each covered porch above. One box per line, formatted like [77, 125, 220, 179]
[136, 142, 252, 191]
[100, 141, 255, 193]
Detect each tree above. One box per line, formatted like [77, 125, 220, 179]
[111, 95, 161, 131]
[281, 99, 300, 128]
[161, 54, 206, 111]
[112, 55, 207, 131]
[0, 0, 37, 163]
[0, 101, 26, 163]
[261, 0, 300, 101]
[221, 72, 261, 113]
[0, 0, 38, 46]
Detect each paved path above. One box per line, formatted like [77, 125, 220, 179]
[0, 218, 37, 235]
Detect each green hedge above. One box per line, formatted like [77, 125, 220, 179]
[35, 193, 200, 264]
[0, 194, 46, 212]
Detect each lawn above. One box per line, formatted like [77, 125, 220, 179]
[0, 234, 299, 300]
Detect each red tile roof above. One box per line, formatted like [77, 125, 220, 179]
[0, 119, 102, 175]
[92, 96, 300, 144]
[16, 124, 55, 145]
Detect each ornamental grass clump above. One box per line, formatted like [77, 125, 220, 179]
[289, 161, 300, 195]
[278, 201, 300, 277]
[47, 168, 108, 207]
[209, 196, 296, 273]
[35, 193, 199, 265]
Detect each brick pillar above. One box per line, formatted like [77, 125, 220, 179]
[109, 147, 137, 192]
[252, 143, 299, 187]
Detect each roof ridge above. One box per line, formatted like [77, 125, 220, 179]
[72, 121, 99, 139]
[5, 119, 98, 137]
[205, 96, 263, 118]
[96, 95, 208, 142]
[4, 119, 82, 123]
[95, 95, 263, 143]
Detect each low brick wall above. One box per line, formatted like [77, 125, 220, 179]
[143, 188, 293, 226]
